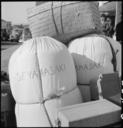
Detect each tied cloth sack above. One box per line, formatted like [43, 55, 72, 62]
[68, 34, 121, 85]
[8, 36, 83, 127]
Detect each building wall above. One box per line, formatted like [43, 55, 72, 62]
[1, 20, 7, 29]
[1, 19, 12, 34]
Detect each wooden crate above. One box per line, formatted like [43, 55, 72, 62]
[57, 99, 121, 127]
[27, 2, 102, 44]
[90, 72, 121, 100]
[107, 93, 121, 106]
[99, 73, 121, 98]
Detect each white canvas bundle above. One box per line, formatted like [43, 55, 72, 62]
[45, 87, 82, 126]
[36, 37, 78, 99]
[15, 104, 51, 127]
[9, 36, 82, 127]
[68, 34, 115, 84]
[9, 42, 43, 104]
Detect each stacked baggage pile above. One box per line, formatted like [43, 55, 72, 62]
[8, 37, 83, 127]
[8, 1, 121, 127]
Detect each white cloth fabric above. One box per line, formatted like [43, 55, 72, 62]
[15, 103, 51, 127]
[68, 34, 115, 84]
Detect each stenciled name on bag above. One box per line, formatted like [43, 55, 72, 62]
[75, 62, 102, 71]
[13, 64, 66, 81]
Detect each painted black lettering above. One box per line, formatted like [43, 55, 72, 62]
[32, 70, 39, 79]
[44, 68, 49, 75]
[75, 62, 102, 71]
[49, 66, 56, 75]
[56, 64, 65, 72]
[16, 72, 24, 81]
[27, 71, 32, 79]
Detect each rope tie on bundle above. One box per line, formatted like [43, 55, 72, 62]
[51, 1, 64, 36]
[98, 35, 118, 72]
[51, 2, 60, 35]
[60, 2, 64, 34]
[16, 86, 77, 105]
